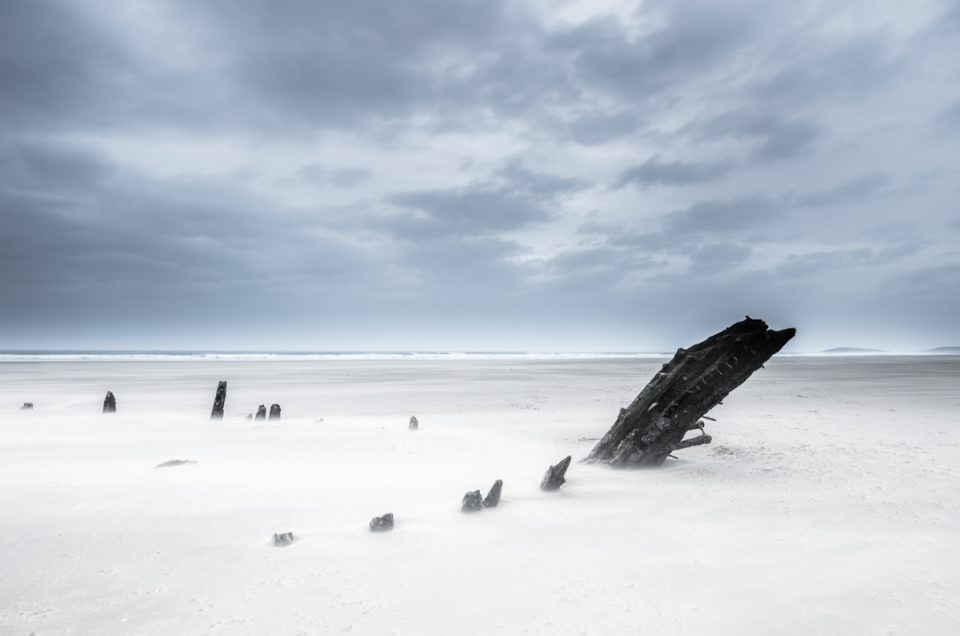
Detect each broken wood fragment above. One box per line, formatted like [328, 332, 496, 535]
[482, 479, 503, 508]
[255, 405, 266, 420]
[268, 404, 281, 420]
[461, 490, 483, 512]
[155, 459, 195, 468]
[587, 317, 795, 467]
[273, 532, 294, 546]
[369, 513, 394, 532]
[540, 456, 571, 491]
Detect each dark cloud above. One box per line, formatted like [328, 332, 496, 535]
[792, 173, 891, 207]
[578, 196, 781, 258]
[0, 0, 774, 138]
[0, 140, 380, 329]
[696, 111, 822, 161]
[0, 139, 114, 192]
[0, 2, 133, 128]
[750, 33, 898, 108]
[385, 163, 587, 239]
[663, 196, 779, 234]
[548, 3, 758, 101]
[495, 162, 589, 198]
[565, 111, 645, 146]
[615, 156, 736, 188]
[164, 0, 560, 134]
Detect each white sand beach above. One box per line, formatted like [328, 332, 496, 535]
[1, 355, 958, 635]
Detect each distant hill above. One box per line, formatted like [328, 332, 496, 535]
[821, 347, 887, 354]
[926, 346, 960, 354]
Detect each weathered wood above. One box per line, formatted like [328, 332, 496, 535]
[540, 455, 571, 491]
[409, 415, 419, 431]
[268, 404, 281, 420]
[103, 391, 116, 413]
[369, 513, 394, 532]
[155, 459, 195, 468]
[210, 381, 227, 419]
[587, 317, 795, 467]
[273, 531, 295, 546]
[254, 405, 266, 420]
[482, 479, 503, 508]
[461, 490, 483, 512]
[20, 402, 33, 410]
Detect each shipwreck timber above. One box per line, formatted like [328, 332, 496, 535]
[587, 317, 795, 467]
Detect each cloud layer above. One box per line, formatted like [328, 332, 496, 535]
[1, 0, 957, 350]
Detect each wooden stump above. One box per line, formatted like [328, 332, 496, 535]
[268, 404, 281, 420]
[540, 456, 571, 491]
[461, 490, 483, 512]
[103, 391, 116, 413]
[211, 381, 227, 419]
[482, 479, 503, 507]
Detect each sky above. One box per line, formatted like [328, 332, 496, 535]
[1, 0, 958, 352]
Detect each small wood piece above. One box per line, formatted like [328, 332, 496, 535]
[211, 381, 227, 419]
[20, 402, 33, 410]
[461, 490, 483, 512]
[540, 456, 571, 491]
[254, 405, 266, 420]
[369, 513, 394, 532]
[268, 404, 281, 420]
[482, 479, 503, 508]
[155, 459, 195, 468]
[273, 532, 295, 546]
[103, 391, 116, 413]
[409, 415, 419, 431]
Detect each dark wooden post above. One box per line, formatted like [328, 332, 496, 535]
[103, 391, 116, 413]
[211, 381, 227, 419]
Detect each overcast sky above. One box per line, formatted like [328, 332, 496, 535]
[1, 0, 958, 351]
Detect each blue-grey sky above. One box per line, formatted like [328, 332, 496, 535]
[1, 0, 958, 351]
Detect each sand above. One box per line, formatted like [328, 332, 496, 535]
[1, 355, 958, 635]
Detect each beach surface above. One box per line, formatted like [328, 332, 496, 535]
[1, 355, 958, 635]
